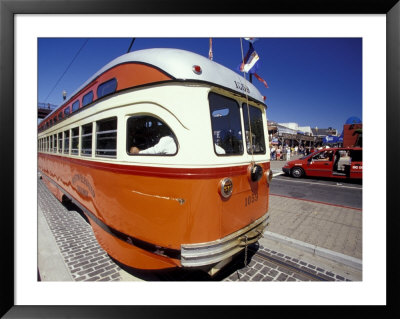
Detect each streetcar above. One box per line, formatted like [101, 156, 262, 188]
[38, 48, 272, 275]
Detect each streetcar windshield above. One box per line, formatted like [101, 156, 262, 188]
[209, 92, 243, 156]
[243, 103, 266, 154]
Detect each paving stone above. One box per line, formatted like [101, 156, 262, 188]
[38, 179, 122, 282]
[276, 273, 288, 281]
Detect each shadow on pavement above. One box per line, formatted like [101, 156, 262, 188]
[111, 243, 260, 281]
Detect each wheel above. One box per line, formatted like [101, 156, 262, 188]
[291, 167, 304, 178]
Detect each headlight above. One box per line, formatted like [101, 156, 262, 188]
[219, 178, 233, 199]
[265, 169, 273, 184]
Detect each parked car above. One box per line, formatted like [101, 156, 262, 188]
[282, 147, 362, 179]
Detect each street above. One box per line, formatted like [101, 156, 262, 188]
[270, 174, 362, 209]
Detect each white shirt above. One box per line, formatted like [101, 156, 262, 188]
[139, 136, 177, 155]
[215, 144, 226, 154]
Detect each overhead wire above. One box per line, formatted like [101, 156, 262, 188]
[127, 38, 136, 53]
[44, 38, 89, 103]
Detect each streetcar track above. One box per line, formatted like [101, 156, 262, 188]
[249, 247, 330, 281]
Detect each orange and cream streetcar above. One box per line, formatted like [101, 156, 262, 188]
[38, 48, 272, 275]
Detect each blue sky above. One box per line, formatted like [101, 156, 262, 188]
[38, 37, 362, 132]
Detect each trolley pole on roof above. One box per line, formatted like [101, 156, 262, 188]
[127, 38, 136, 53]
[249, 42, 253, 83]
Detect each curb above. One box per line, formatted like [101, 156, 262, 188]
[38, 205, 74, 281]
[263, 230, 362, 271]
[272, 170, 284, 177]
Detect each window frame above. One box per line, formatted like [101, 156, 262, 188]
[58, 132, 63, 153]
[72, 100, 80, 113]
[126, 115, 178, 157]
[64, 106, 71, 117]
[208, 92, 244, 156]
[242, 102, 267, 155]
[53, 134, 57, 153]
[71, 127, 80, 155]
[81, 123, 93, 157]
[95, 117, 117, 158]
[63, 129, 70, 155]
[82, 91, 94, 107]
[97, 78, 117, 99]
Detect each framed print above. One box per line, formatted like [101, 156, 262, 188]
[1, 0, 399, 317]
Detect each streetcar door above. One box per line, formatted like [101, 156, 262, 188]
[306, 149, 334, 177]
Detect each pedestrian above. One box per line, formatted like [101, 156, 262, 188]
[276, 147, 281, 160]
[270, 145, 276, 160]
[286, 146, 291, 161]
[294, 145, 298, 155]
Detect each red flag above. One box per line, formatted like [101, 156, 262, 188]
[253, 73, 269, 88]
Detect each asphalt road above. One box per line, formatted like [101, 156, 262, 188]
[270, 175, 362, 209]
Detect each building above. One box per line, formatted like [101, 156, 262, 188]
[342, 117, 362, 147]
[311, 127, 339, 138]
[38, 102, 58, 119]
[267, 121, 317, 148]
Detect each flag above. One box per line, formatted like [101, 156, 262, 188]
[238, 43, 260, 74]
[237, 40, 269, 89]
[253, 73, 269, 88]
[244, 38, 258, 44]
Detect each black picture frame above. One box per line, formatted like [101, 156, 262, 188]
[1, 0, 399, 317]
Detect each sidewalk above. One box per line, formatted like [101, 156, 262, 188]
[266, 153, 362, 270]
[266, 195, 362, 268]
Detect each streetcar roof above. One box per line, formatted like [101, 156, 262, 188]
[73, 48, 265, 104]
[41, 48, 266, 124]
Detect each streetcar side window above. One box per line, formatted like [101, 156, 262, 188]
[81, 123, 93, 156]
[72, 100, 80, 113]
[53, 134, 57, 152]
[96, 117, 117, 158]
[82, 91, 94, 107]
[58, 113, 63, 121]
[242, 103, 266, 154]
[58, 132, 63, 153]
[126, 115, 178, 156]
[49, 136, 52, 152]
[64, 106, 71, 116]
[97, 78, 117, 99]
[64, 130, 70, 154]
[71, 127, 79, 155]
[209, 92, 243, 155]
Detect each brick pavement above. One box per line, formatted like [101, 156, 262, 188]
[38, 177, 125, 281]
[222, 242, 356, 281]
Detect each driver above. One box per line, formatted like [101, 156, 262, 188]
[129, 124, 177, 155]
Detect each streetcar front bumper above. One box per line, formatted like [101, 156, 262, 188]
[180, 213, 269, 268]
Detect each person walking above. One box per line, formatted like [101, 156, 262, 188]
[286, 146, 291, 161]
[270, 145, 275, 160]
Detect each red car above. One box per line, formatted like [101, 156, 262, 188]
[282, 147, 362, 179]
